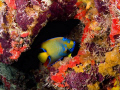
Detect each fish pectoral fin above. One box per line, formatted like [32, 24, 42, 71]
[68, 53, 72, 57]
[47, 56, 51, 66]
[43, 56, 51, 67]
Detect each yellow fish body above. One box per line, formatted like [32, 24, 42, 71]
[38, 37, 75, 65]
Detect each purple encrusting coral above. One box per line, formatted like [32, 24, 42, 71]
[32, 10, 51, 37]
[94, 0, 109, 14]
[86, 42, 108, 56]
[15, 0, 34, 31]
[88, 65, 104, 83]
[66, 71, 89, 90]
[0, 6, 12, 64]
[16, 11, 34, 31]
[49, 0, 77, 20]
[0, 37, 12, 62]
[65, 65, 104, 90]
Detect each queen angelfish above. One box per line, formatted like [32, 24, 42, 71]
[38, 37, 76, 66]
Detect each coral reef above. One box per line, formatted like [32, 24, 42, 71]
[0, 0, 77, 64]
[0, 0, 120, 90]
[41, 0, 120, 90]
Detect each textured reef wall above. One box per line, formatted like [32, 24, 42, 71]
[0, 0, 77, 64]
[44, 0, 120, 90]
[0, 0, 120, 90]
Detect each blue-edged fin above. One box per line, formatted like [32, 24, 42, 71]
[50, 57, 64, 66]
[50, 54, 71, 66]
[46, 56, 51, 67]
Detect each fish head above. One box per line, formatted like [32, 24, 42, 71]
[38, 48, 49, 63]
[62, 37, 76, 53]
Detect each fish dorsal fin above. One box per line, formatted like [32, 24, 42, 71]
[38, 52, 49, 63]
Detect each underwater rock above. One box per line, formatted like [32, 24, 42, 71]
[0, 0, 77, 64]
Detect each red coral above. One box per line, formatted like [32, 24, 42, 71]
[58, 65, 68, 73]
[9, 49, 21, 60]
[110, 18, 120, 43]
[117, 0, 120, 9]
[51, 56, 81, 86]
[0, 43, 3, 54]
[5, 0, 16, 9]
[51, 73, 64, 83]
